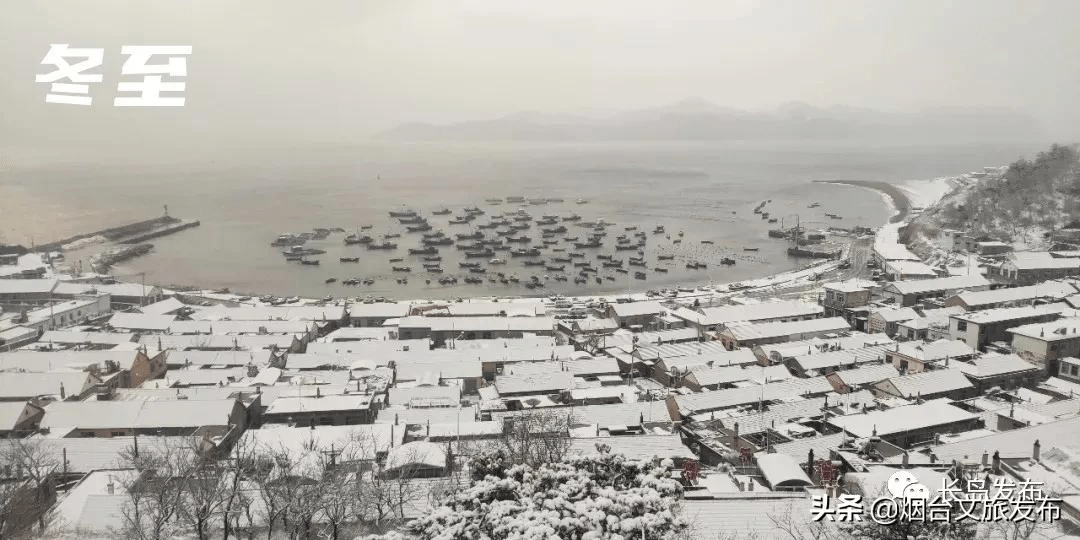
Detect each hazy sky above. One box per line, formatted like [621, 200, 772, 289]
[2, 0, 1079, 148]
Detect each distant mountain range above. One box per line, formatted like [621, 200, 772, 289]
[377, 99, 1045, 142]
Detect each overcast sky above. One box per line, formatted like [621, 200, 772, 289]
[2, 0, 1079, 148]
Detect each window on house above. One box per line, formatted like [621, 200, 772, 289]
[956, 321, 967, 332]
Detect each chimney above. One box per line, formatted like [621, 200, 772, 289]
[747, 479, 754, 491]
[1033, 439, 1041, 462]
[59, 382, 66, 400]
[992, 450, 1001, 474]
[316, 386, 321, 398]
[107, 480, 115, 495]
[981, 451, 988, 467]
[426, 419, 430, 437]
[733, 422, 740, 449]
[1010, 403, 1015, 418]
[902, 451, 909, 467]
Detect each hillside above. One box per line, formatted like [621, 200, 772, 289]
[905, 143, 1080, 254]
[378, 100, 1044, 144]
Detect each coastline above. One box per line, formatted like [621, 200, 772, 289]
[815, 180, 911, 223]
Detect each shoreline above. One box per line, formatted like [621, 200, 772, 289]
[815, 180, 911, 223]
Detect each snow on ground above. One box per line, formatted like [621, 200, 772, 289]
[898, 177, 956, 210]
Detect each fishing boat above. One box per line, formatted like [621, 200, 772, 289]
[406, 223, 433, 232]
[360, 224, 373, 230]
[449, 216, 471, 224]
[459, 262, 481, 268]
[701, 240, 714, 245]
[654, 267, 668, 273]
[721, 258, 736, 265]
[389, 209, 417, 218]
[562, 214, 582, 222]
[602, 261, 623, 268]
[469, 267, 487, 274]
[506, 196, 526, 203]
[657, 254, 675, 260]
[574, 240, 601, 249]
[392, 266, 411, 272]
[432, 208, 452, 215]
[389, 257, 404, 262]
[325, 278, 337, 284]
[425, 266, 444, 273]
[743, 247, 759, 252]
[634, 271, 646, 279]
[271, 233, 307, 247]
[284, 254, 303, 261]
[486, 198, 503, 204]
[465, 249, 494, 258]
[653, 225, 665, 234]
[339, 257, 360, 263]
[409, 246, 437, 255]
[422, 255, 442, 262]
[523, 260, 546, 267]
[456, 232, 483, 240]
[384, 233, 401, 239]
[344, 234, 373, 245]
[489, 258, 507, 265]
[300, 259, 320, 266]
[367, 242, 397, 250]
[576, 198, 588, 204]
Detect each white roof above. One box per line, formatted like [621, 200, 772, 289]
[883, 368, 974, 398]
[394, 358, 483, 381]
[1006, 251, 1080, 270]
[723, 317, 851, 342]
[169, 320, 313, 335]
[167, 349, 273, 368]
[138, 333, 295, 351]
[758, 333, 894, 362]
[0, 349, 144, 372]
[107, 313, 175, 331]
[824, 280, 875, 293]
[954, 353, 1039, 379]
[41, 399, 238, 430]
[871, 307, 919, 323]
[0, 278, 57, 294]
[951, 303, 1069, 324]
[1007, 316, 1080, 342]
[828, 398, 977, 438]
[829, 364, 900, 387]
[885, 275, 990, 295]
[387, 385, 461, 407]
[138, 298, 186, 316]
[756, 453, 813, 487]
[243, 424, 403, 460]
[675, 376, 834, 414]
[265, 394, 374, 415]
[494, 371, 574, 395]
[883, 260, 937, 277]
[890, 339, 974, 362]
[38, 331, 135, 346]
[397, 316, 554, 333]
[674, 300, 823, 326]
[790, 344, 891, 372]
[931, 416, 1080, 460]
[189, 304, 346, 322]
[384, 441, 446, 471]
[0, 402, 34, 430]
[569, 434, 694, 461]
[952, 282, 1078, 308]
[609, 301, 665, 318]
[0, 371, 97, 400]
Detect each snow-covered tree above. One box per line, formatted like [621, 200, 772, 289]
[409, 445, 687, 540]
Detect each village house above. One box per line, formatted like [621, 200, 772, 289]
[820, 280, 874, 330]
[35, 330, 135, 350]
[262, 392, 381, 426]
[0, 401, 44, 436]
[718, 317, 851, 350]
[14, 295, 112, 333]
[949, 304, 1068, 351]
[631, 342, 757, 383]
[784, 344, 892, 378]
[54, 280, 164, 309]
[605, 300, 665, 329]
[671, 300, 823, 335]
[954, 353, 1042, 393]
[347, 302, 411, 327]
[995, 252, 1080, 285]
[753, 333, 894, 365]
[880, 275, 990, 307]
[867, 306, 919, 336]
[0, 371, 102, 402]
[943, 281, 1078, 310]
[882, 260, 938, 281]
[0, 348, 167, 389]
[40, 398, 247, 438]
[0, 279, 58, 304]
[1008, 316, 1080, 375]
[395, 315, 555, 344]
[872, 368, 978, 401]
[827, 399, 982, 448]
[894, 306, 964, 342]
[883, 339, 976, 374]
